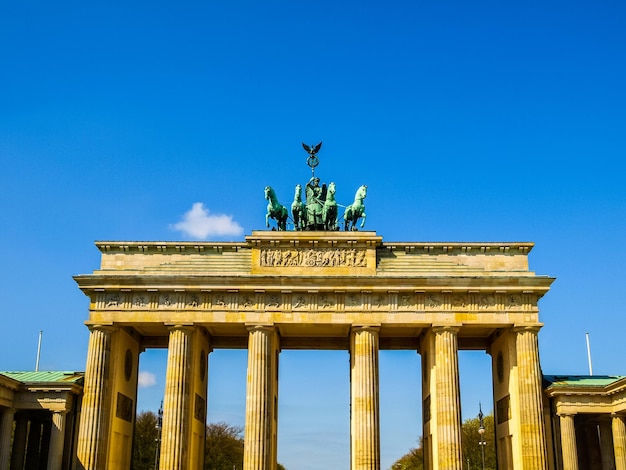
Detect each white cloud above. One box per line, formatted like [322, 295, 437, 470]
[138, 371, 157, 388]
[171, 202, 244, 239]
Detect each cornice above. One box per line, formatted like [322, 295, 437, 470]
[93, 239, 536, 255]
[74, 273, 554, 293]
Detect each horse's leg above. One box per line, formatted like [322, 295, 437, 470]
[266, 212, 270, 228]
[281, 207, 288, 231]
[360, 211, 366, 228]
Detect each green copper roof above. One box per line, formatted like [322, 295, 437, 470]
[0, 371, 84, 384]
[544, 374, 626, 388]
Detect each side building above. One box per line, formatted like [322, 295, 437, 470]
[0, 371, 83, 470]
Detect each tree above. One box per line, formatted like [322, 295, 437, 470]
[390, 414, 496, 470]
[391, 439, 424, 470]
[132, 411, 159, 470]
[461, 413, 496, 470]
[205, 422, 245, 470]
[134, 416, 287, 470]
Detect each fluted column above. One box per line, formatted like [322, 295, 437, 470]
[160, 325, 195, 470]
[47, 411, 66, 470]
[613, 415, 626, 470]
[350, 326, 380, 470]
[10, 413, 28, 470]
[243, 325, 278, 470]
[76, 325, 114, 470]
[0, 409, 15, 470]
[433, 326, 463, 470]
[559, 414, 578, 470]
[515, 326, 548, 469]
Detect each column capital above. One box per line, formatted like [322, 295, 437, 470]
[351, 324, 381, 333]
[513, 324, 543, 334]
[87, 323, 116, 334]
[165, 323, 196, 332]
[558, 412, 577, 418]
[245, 324, 275, 333]
[431, 324, 461, 334]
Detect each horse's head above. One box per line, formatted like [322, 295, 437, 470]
[264, 186, 272, 200]
[356, 185, 367, 200]
[294, 184, 302, 198]
[328, 182, 336, 195]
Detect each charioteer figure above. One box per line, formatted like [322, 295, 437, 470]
[305, 176, 327, 230]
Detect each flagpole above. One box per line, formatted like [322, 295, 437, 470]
[35, 330, 43, 371]
[586, 332, 593, 375]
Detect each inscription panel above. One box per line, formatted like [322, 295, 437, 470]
[497, 395, 511, 424]
[116, 392, 134, 422]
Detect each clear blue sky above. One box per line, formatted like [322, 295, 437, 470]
[1, 2, 625, 469]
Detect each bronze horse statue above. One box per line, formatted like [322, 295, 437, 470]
[344, 185, 367, 231]
[291, 184, 306, 230]
[265, 186, 288, 231]
[322, 182, 338, 231]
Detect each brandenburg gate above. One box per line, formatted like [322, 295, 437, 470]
[72, 142, 553, 470]
[73, 230, 553, 469]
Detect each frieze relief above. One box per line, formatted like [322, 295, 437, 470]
[478, 294, 496, 309]
[370, 293, 387, 310]
[133, 295, 148, 308]
[240, 294, 256, 309]
[425, 294, 443, 309]
[452, 294, 467, 309]
[212, 293, 228, 309]
[398, 294, 415, 310]
[293, 294, 308, 309]
[318, 293, 335, 309]
[345, 293, 361, 309]
[97, 290, 535, 312]
[265, 293, 282, 310]
[260, 248, 367, 267]
[505, 294, 523, 310]
[159, 293, 177, 308]
[105, 294, 120, 308]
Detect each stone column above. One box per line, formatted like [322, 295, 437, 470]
[243, 325, 279, 470]
[0, 409, 15, 470]
[515, 326, 548, 469]
[10, 413, 28, 470]
[559, 414, 578, 470]
[350, 326, 380, 470]
[160, 325, 195, 470]
[433, 326, 463, 470]
[76, 325, 114, 470]
[47, 411, 67, 470]
[613, 415, 626, 470]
